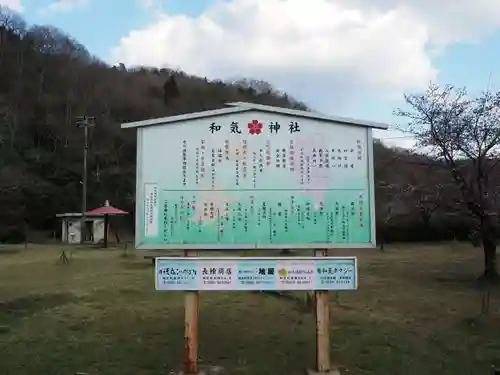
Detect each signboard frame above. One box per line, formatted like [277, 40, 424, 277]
[133, 116, 377, 251]
[154, 256, 358, 291]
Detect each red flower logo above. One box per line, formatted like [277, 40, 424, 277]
[247, 120, 263, 135]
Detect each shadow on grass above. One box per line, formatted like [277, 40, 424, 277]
[120, 261, 154, 270]
[253, 291, 315, 314]
[0, 248, 22, 255]
[434, 274, 480, 286]
[119, 252, 137, 259]
[119, 287, 142, 295]
[0, 292, 77, 323]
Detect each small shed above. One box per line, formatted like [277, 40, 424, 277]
[86, 200, 128, 248]
[55, 213, 105, 244]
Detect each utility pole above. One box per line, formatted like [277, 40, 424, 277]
[76, 116, 95, 244]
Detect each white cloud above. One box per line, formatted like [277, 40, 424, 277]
[109, 0, 500, 146]
[351, 0, 500, 45]
[0, 0, 23, 12]
[139, 0, 160, 9]
[111, 0, 435, 102]
[41, 0, 87, 14]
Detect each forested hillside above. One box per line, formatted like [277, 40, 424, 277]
[0, 6, 468, 244]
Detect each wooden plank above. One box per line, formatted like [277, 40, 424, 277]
[184, 250, 199, 375]
[315, 248, 331, 373]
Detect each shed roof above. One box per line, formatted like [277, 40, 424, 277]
[121, 102, 388, 130]
[55, 213, 104, 218]
[87, 200, 129, 216]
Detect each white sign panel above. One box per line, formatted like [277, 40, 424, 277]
[135, 110, 377, 250]
[144, 183, 159, 237]
[155, 257, 358, 291]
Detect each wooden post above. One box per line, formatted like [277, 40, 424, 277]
[315, 248, 332, 373]
[103, 214, 109, 248]
[184, 250, 199, 375]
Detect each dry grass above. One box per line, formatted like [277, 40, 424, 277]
[0, 243, 499, 375]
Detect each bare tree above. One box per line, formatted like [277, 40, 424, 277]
[396, 83, 500, 281]
[404, 167, 446, 228]
[0, 5, 26, 37]
[376, 181, 410, 249]
[374, 141, 415, 247]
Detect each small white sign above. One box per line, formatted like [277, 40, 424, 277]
[144, 183, 159, 237]
[155, 256, 358, 291]
[275, 259, 316, 290]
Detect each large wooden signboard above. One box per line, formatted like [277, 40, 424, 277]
[122, 102, 387, 375]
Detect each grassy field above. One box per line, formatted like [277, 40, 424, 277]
[0, 243, 499, 375]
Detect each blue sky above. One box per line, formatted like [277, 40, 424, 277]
[17, 0, 222, 59]
[19, 0, 160, 59]
[4, 0, 500, 146]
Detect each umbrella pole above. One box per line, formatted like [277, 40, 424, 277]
[104, 214, 109, 248]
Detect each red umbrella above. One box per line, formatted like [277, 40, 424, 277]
[87, 200, 128, 248]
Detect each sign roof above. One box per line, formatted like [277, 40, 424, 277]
[120, 101, 388, 130]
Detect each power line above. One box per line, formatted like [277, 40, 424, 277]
[377, 135, 415, 140]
